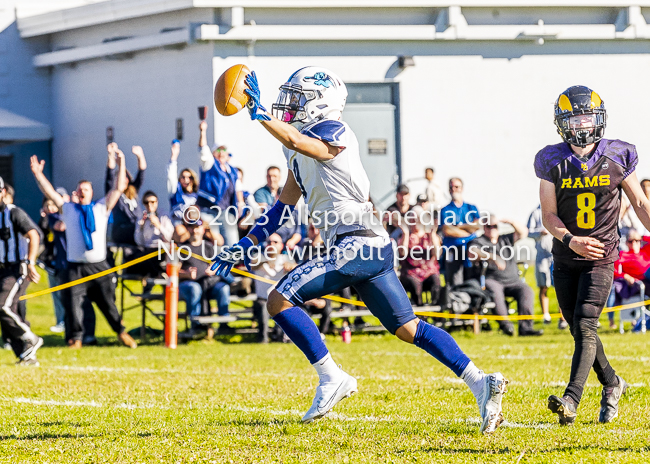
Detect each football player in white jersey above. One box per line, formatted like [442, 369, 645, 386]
[211, 67, 508, 433]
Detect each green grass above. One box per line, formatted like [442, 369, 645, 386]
[0, 269, 649, 463]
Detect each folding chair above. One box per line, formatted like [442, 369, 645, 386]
[618, 280, 648, 334]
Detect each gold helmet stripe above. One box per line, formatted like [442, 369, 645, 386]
[558, 94, 572, 112]
[591, 91, 602, 108]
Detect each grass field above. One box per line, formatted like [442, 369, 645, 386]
[1, 270, 649, 463]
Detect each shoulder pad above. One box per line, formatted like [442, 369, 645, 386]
[302, 120, 346, 147]
[600, 139, 638, 177]
[534, 143, 572, 182]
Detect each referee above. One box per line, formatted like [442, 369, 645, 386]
[0, 176, 43, 365]
[30, 146, 137, 349]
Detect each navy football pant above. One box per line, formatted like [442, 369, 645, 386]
[553, 260, 618, 404]
[276, 237, 416, 334]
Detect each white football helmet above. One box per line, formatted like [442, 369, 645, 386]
[272, 66, 348, 129]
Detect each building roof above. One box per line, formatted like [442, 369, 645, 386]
[17, 0, 650, 38]
[0, 108, 52, 142]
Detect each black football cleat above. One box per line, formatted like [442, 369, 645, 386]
[599, 375, 627, 423]
[548, 395, 577, 425]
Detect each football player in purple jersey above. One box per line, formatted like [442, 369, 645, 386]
[534, 85, 650, 425]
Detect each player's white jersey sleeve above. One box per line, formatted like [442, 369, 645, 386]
[282, 120, 388, 245]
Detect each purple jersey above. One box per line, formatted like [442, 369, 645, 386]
[534, 139, 638, 264]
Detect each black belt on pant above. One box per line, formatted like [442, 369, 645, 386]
[335, 230, 378, 242]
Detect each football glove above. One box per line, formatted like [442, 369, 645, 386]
[210, 237, 255, 276]
[244, 72, 271, 122]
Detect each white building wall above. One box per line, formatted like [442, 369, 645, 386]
[49, 9, 215, 203]
[23, 3, 650, 222]
[213, 46, 650, 222]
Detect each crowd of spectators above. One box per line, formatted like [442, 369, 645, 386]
[10, 119, 650, 350]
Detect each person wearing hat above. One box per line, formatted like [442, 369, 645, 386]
[30, 151, 137, 350]
[468, 214, 542, 336]
[176, 210, 232, 338]
[384, 184, 412, 241]
[196, 121, 244, 246]
[0, 175, 44, 365]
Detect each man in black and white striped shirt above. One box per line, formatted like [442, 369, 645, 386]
[0, 176, 43, 365]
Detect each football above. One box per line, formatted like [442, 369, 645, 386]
[214, 64, 251, 116]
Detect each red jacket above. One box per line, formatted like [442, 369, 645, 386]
[614, 237, 650, 280]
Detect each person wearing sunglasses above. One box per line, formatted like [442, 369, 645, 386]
[132, 191, 174, 278]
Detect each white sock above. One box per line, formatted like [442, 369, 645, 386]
[313, 353, 341, 384]
[460, 362, 485, 398]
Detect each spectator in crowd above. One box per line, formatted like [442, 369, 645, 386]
[38, 196, 97, 338]
[39, 198, 66, 332]
[251, 233, 296, 343]
[31, 150, 138, 349]
[424, 167, 448, 211]
[468, 214, 543, 337]
[4, 184, 14, 204]
[384, 184, 412, 240]
[106, 144, 147, 246]
[254, 166, 283, 211]
[276, 209, 303, 252]
[3, 184, 29, 328]
[397, 206, 441, 306]
[0, 176, 43, 365]
[196, 121, 244, 246]
[608, 229, 650, 329]
[177, 218, 231, 338]
[619, 179, 650, 241]
[440, 177, 480, 287]
[172, 205, 222, 246]
[527, 204, 568, 329]
[235, 167, 261, 239]
[132, 190, 174, 278]
[415, 194, 430, 210]
[167, 139, 199, 227]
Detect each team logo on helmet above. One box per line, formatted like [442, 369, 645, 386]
[304, 72, 335, 88]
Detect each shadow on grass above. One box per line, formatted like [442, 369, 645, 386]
[421, 445, 650, 455]
[224, 417, 297, 427]
[0, 431, 154, 441]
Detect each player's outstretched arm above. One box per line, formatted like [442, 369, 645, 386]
[259, 115, 341, 161]
[210, 172, 303, 276]
[540, 179, 604, 260]
[243, 72, 341, 162]
[622, 171, 650, 232]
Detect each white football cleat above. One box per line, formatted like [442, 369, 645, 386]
[476, 372, 508, 434]
[302, 370, 358, 423]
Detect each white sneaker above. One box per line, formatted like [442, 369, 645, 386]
[302, 370, 358, 423]
[476, 372, 508, 434]
[50, 322, 65, 333]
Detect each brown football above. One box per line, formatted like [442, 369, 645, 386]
[214, 64, 251, 116]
